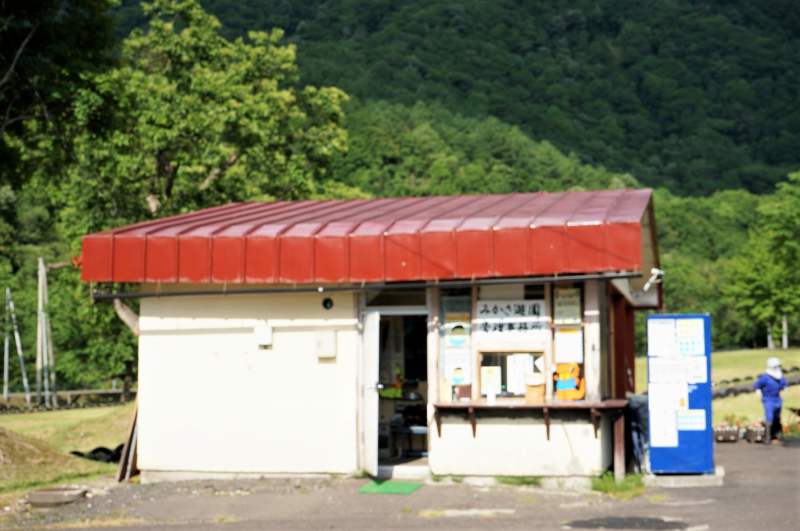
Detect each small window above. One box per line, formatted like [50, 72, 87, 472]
[480, 352, 544, 397]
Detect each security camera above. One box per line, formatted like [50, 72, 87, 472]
[643, 267, 664, 292]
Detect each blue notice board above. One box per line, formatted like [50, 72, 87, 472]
[647, 314, 714, 474]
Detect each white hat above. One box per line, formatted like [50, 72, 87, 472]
[766, 357, 781, 369]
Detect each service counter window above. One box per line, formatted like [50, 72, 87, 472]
[479, 351, 546, 403]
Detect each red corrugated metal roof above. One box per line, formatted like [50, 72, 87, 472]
[80, 189, 655, 284]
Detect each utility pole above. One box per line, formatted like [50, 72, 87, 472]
[7, 288, 31, 404]
[3, 290, 9, 401]
[37, 257, 60, 407]
[37, 257, 47, 405]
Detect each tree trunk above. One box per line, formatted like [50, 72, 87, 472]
[113, 299, 138, 404]
[113, 299, 140, 337]
[782, 314, 788, 350]
[767, 325, 775, 350]
[122, 360, 133, 403]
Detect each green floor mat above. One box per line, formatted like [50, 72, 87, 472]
[358, 480, 423, 495]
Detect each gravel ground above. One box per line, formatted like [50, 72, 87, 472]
[3, 442, 798, 530]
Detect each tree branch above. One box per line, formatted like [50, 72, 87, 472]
[145, 194, 161, 214]
[0, 113, 34, 133]
[0, 22, 38, 89]
[1, 95, 34, 133]
[199, 152, 240, 191]
[113, 299, 140, 337]
[32, 86, 51, 122]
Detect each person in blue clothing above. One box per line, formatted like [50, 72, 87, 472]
[753, 357, 787, 444]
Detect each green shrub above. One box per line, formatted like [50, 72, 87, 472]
[496, 475, 542, 487]
[591, 473, 645, 499]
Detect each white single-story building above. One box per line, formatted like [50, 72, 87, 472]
[80, 190, 660, 482]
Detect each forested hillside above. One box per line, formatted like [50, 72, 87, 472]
[116, 0, 800, 349]
[117, 0, 800, 195]
[0, 1, 797, 392]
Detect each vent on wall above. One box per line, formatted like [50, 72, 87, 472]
[254, 320, 272, 348]
[316, 330, 337, 360]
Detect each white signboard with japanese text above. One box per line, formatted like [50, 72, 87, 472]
[475, 300, 549, 338]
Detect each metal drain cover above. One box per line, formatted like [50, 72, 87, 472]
[565, 516, 688, 529]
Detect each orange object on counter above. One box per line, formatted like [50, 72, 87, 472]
[554, 362, 585, 400]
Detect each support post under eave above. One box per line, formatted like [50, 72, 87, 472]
[614, 413, 625, 482]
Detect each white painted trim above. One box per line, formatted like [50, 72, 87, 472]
[584, 280, 601, 402]
[611, 278, 659, 308]
[365, 305, 428, 316]
[426, 287, 440, 436]
[361, 308, 380, 477]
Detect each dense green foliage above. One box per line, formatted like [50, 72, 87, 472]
[1, 1, 114, 188]
[63, 0, 349, 241]
[0, 1, 118, 390]
[653, 189, 763, 347]
[1, 0, 351, 392]
[334, 100, 635, 197]
[117, 0, 800, 195]
[0, 1, 797, 394]
[722, 173, 800, 340]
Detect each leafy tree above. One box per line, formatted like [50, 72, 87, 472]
[0, 1, 116, 392]
[1, 0, 114, 189]
[722, 172, 800, 343]
[0, 0, 353, 393]
[62, 0, 349, 241]
[51, 0, 351, 390]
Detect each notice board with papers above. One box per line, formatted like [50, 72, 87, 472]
[647, 314, 714, 474]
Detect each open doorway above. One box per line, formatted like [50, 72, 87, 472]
[377, 314, 428, 469]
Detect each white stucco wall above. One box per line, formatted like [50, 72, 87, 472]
[430, 415, 612, 476]
[137, 289, 359, 477]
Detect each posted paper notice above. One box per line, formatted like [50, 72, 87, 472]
[648, 319, 677, 357]
[677, 409, 707, 431]
[676, 318, 705, 356]
[555, 327, 584, 363]
[506, 353, 534, 395]
[444, 348, 472, 385]
[649, 358, 689, 384]
[650, 409, 678, 447]
[480, 366, 502, 396]
[649, 382, 689, 411]
[686, 356, 708, 384]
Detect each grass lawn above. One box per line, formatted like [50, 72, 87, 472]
[0, 402, 135, 453]
[632, 347, 800, 426]
[713, 385, 800, 426]
[635, 347, 800, 394]
[0, 403, 134, 494]
[0, 429, 115, 494]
